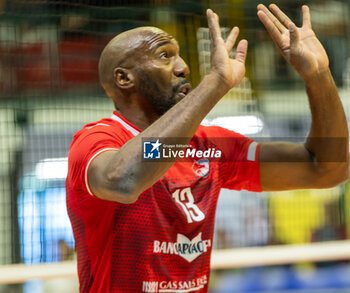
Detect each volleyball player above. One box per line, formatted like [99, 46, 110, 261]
[66, 4, 348, 292]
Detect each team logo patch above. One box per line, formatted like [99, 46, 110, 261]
[143, 140, 162, 159]
[192, 159, 210, 178]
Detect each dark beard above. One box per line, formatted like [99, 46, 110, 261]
[135, 68, 187, 116]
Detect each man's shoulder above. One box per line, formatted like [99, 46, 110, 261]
[73, 116, 132, 142]
[82, 116, 123, 132]
[195, 123, 244, 138]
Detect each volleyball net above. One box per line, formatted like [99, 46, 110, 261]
[0, 0, 350, 291]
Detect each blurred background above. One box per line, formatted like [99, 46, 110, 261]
[0, 0, 350, 292]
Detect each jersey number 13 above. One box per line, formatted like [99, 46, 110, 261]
[172, 187, 205, 223]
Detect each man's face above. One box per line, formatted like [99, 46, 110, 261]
[134, 30, 191, 116]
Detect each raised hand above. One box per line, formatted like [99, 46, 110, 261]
[206, 9, 248, 89]
[257, 4, 329, 81]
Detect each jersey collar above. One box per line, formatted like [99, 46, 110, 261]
[111, 111, 141, 136]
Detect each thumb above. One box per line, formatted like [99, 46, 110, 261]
[235, 39, 248, 64]
[288, 23, 300, 54]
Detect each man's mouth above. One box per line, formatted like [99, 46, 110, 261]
[176, 83, 192, 98]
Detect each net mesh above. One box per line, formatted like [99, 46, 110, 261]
[0, 0, 349, 290]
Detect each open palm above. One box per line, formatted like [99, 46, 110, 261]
[207, 9, 248, 89]
[257, 4, 329, 81]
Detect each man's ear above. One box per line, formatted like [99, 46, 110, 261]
[114, 67, 134, 89]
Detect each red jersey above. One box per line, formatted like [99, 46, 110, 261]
[66, 111, 261, 293]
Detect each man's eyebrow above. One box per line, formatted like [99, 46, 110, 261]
[153, 40, 173, 50]
[153, 38, 179, 51]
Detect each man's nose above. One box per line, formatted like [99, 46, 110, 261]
[174, 56, 190, 77]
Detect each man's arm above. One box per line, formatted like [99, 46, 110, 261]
[257, 4, 349, 191]
[88, 10, 248, 203]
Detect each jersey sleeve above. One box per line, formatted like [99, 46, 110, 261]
[206, 126, 261, 192]
[67, 125, 126, 197]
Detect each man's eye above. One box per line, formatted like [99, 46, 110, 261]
[160, 52, 168, 59]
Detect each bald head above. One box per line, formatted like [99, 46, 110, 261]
[98, 26, 173, 91]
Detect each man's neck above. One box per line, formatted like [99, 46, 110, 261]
[112, 92, 161, 130]
[117, 109, 159, 131]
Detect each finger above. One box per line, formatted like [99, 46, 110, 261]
[257, 10, 283, 48]
[257, 4, 286, 33]
[225, 27, 239, 52]
[302, 5, 312, 28]
[289, 23, 300, 54]
[206, 9, 222, 43]
[269, 4, 293, 28]
[235, 39, 248, 64]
